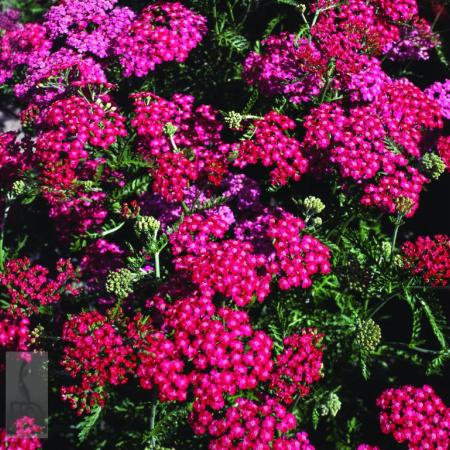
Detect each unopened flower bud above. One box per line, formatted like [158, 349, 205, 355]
[163, 122, 177, 137]
[30, 324, 44, 344]
[381, 241, 392, 258]
[326, 393, 341, 417]
[223, 111, 245, 130]
[135, 216, 161, 236]
[303, 196, 325, 215]
[421, 152, 445, 180]
[393, 254, 404, 268]
[355, 318, 382, 353]
[394, 196, 414, 216]
[11, 180, 27, 197]
[311, 217, 322, 227]
[105, 268, 136, 299]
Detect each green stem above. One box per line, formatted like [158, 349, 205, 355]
[112, 298, 123, 318]
[390, 215, 402, 263]
[0, 197, 12, 270]
[368, 294, 397, 318]
[150, 390, 158, 449]
[100, 221, 125, 237]
[385, 342, 447, 355]
[154, 252, 160, 279]
[169, 135, 178, 152]
[181, 201, 190, 214]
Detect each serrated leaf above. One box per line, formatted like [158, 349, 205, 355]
[76, 406, 102, 443]
[217, 29, 250, 53]
[263, 15, 285, 38]
[420, 299, 447, 349]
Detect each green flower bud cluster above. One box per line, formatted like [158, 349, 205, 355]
[163, 122, 178, 137]
[30, 324, 44, 344]
[303, 196, 326, 215]
[344, 259, 373, 293]
[223, 111, 245, 129]
[326, 393, 342, 417]
[135, 215, 161, 235]
[105, 268, 136, 299]
[393, 254, 404, 268]
[310, 217, 322, 227]
[77, 180, 99, 192]
[11, 180, 27, 197]
[316, 393, 341, 418]
[381, 241, 392, 259]
[394, 196, 414, 216]
[317, 404, 329, 416]
[355, 318, 382, 354]
[421, 152, 446, 180]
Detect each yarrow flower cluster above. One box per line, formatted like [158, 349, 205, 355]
[115, 2, 207, 77]
[0, 314, 30, 351]
[36, 94, 127, 162]
[131, 92, 229, 201]
[302, 78, 442, 217]
[0, 132, 29, 188]
[0, 22, 50, 84]
[205, 397, 315, 450]
[401, 235, 450, 286]
[270, 330, 324, 404]
[232, 112, 309, 186]
[425, 79, 450, 119]
[44, 0, 135, 58]
[242, 0, 445, 219]
[59, 290, 325, 445]
[437, 135, 450, 171]
[376, 385, 450, 449]
[61, 308, 136, 414]
[128, 313, 189, 402]
[0, 416, 42, 450]
[0, 257, 77, 316]
[243, 34, 324, 104]
[14, 48, 109, 104]
[0, 8, 20, 32]
[170, 207, 331, 306]
[0, 0, 448, 447]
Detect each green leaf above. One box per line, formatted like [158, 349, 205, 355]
[420, 299, 447, 349]
[263, 15, 285, 38]
[277, 0, 301, 6]
[76, 406, 102, 443]
[312, 408, 320, 429]
[436, 46, 449, 67]
[216, 29, 250, 53]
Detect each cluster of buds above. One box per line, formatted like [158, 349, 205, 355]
[105, 268, 136, 300]
[421, 152, 446, 180]
[317, 392, 342, 418]
[355, 318, 382, 354]
[302, 196, 325, 227]
[223, 110, 246, 130]
[303, 196, 326, 215]
[135, 215, 161, 236]
[394, 196, 415, 217]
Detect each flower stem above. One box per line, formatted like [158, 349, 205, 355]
[0, 196, 12, 270]
[150, 390, 158, 448]
[390, 214, 402, 263]
[154, 252, 161, 279]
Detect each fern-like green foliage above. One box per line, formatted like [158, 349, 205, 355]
[76, 406, 102, 444]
